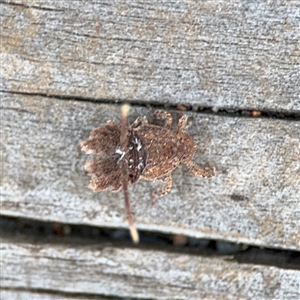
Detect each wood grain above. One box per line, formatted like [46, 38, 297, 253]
[0, 290, 107, 300]
[1, 0, 300, 112]
[2, 93, 300, 250]
[2, 1, 299, 298]
[1, 233, 299, 300]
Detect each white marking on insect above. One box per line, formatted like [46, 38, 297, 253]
[134, 138, 142, 151]
[116, 148, 125, 162]
[138, 162, 144, 170]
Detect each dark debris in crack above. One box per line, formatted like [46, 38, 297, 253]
[1, 216, 299, 271]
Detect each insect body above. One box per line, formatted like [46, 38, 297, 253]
[81, 105, 215, 243]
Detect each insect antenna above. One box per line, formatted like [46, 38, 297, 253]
[120, 104, 139, 243]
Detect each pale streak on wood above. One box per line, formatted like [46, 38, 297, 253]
[0, 290, 107, 300]
[1, 0, 300, 112]
[1, 234, 299, 300]
[1, 94, 300, 250]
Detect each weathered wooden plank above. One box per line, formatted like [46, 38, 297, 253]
[1, 233, 299, 300]
[1, 0, 299, 112]
[0, 290, 108, 300]
[1, 93, 300, 250]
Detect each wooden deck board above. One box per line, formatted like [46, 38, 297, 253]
[1, 0, 300, 112]
[0, 290, 108, 300]
[2, 94, 299, 250]
[1, 233, 299, 300]
[1, 1, 300, 298]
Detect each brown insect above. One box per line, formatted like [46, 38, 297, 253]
[81, 105, 215, 243]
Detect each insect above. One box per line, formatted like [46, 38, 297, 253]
[81, 105, 215, 243]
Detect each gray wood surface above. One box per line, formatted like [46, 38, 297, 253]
[0, 290, 107, 300]
[1, 233, 299, 300]
[1, 0, 300, 112]
[2, 93, 300, 251]
[1, 1, 300, 298]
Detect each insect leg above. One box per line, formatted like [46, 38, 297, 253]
[151, 175, 173, 203]
[185, 161, 215, 178]
[151, 111, 172, 130]
[131, 116, 148, 128]
[176, 115, 188, 134]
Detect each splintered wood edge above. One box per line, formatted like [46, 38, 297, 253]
[1, 234, 299, 300]
[2, 1, 300, 112]
[2, 93, 300, 250]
